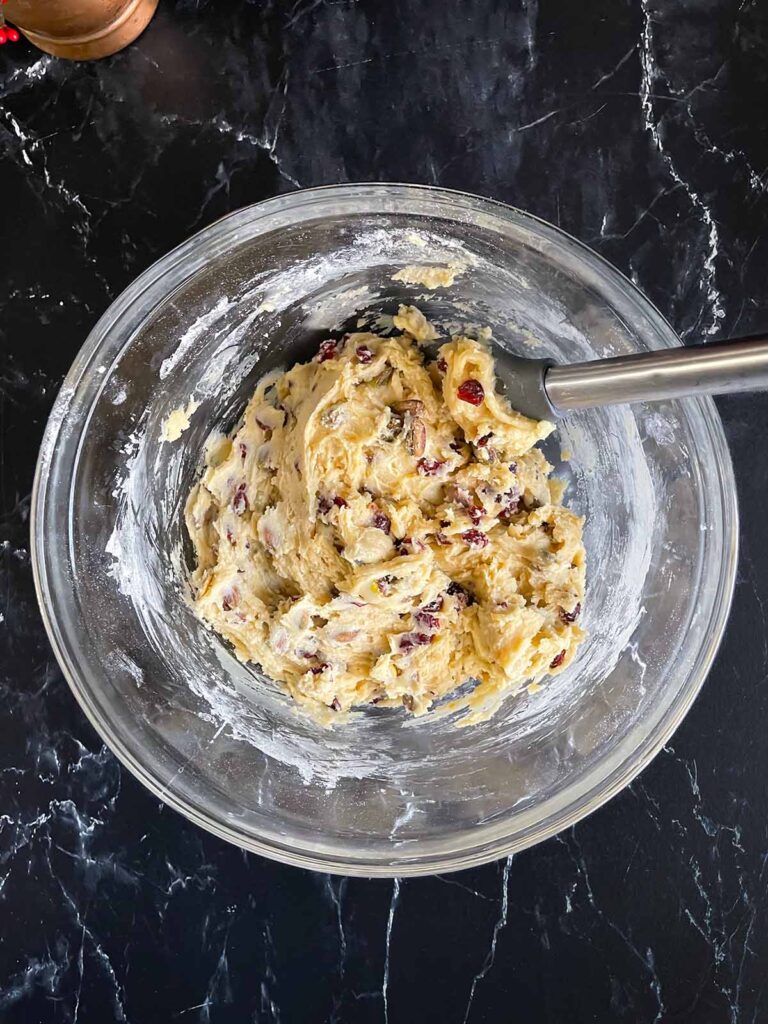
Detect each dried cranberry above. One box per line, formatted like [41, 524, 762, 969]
[462, 529, 488, 547]
[415, 611, 440, 630]
[239, 442, 248, 460]
[468, 505, 485, 524]
[222, 587, 240, 611]
[225, 529, 235, 545]
[232, 483, 249, 515]
[550, 650, 566, 669]
[330, 697, 342, 711]
[333, 496, 348, 508]
[316, 339, 339, 362]
[477, 433, 493, 448]
[417, 458, 445, 476]
[560, 603, 581, 624]
[499, 491, 522, 522]
[447, 581, 472, 607]
[399, 536, 430, 552]
[317, 496, 332, 515]
[399, 632, 431, 652]
[356, 345, 374, 363]
[372, 511, 391, 533]
[435, 532, 450, 546]
[422, 597, 444, 613]
[508, 462, 518, 474]
[437, 357, 448, 373]
[311, 663, 330, 675]
[457, 379, 485, 405]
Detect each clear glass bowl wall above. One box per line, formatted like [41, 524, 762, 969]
[32, 185, 737, 876]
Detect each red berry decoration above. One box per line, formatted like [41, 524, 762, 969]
[399, 632, 431, 652]
[232, 482, 249, 514]
[416, 458, 444, 476]
[550, 650, 566, 669]
[0, 29, 7, 44]
[462, 528, 489, 548]
[316, 339, 339, 362]
[6, 26, 18, 42]
[415, 611, 440, 631]
[457, 379, 485, 405]
[371, 511, 391, 533]
[560, 603, 581, 624]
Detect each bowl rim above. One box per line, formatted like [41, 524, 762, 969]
[31, 183, 739, 876]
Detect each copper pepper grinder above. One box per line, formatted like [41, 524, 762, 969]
[4, 0, 159, 60]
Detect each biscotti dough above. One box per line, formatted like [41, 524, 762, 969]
[161, 399, 199, 442]
[391, 264, 461, 288]
[185, 307, 585, 723]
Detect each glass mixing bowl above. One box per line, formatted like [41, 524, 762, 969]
[32, 185, 737, 876]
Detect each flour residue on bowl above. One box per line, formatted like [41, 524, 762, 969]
[97, 213, 687, 810]
[159, 296, 233, 381]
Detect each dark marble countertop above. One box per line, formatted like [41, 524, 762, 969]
[2, 2, 768, 1021]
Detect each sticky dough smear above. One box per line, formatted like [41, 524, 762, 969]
[185, 306, 586, 724]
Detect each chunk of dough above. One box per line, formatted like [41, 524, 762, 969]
[185, 309, 585, 722]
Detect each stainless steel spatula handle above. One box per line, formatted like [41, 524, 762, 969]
[501, 335, 768, 420]
[546, 335, 768, 412]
